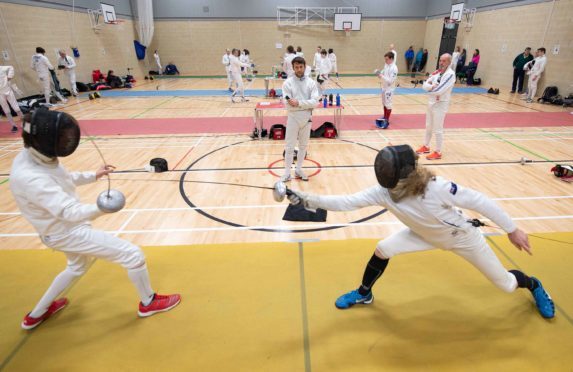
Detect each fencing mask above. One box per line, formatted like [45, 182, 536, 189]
[374, 145, 416, 189]
[22, 108, 80, 158]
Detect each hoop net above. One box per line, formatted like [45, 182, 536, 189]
[344, 27, 351, 37]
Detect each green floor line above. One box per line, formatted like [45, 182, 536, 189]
[477, 128, 554, 162]
[0, 178, 9, 185]
[154, 72, 427, 79]
[131, 97, 175, 119]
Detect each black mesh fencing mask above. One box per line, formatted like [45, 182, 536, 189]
[23, 109, 81, 158]
[374, 145, 416, 189]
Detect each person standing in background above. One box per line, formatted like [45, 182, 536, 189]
[0, 65, 23, 133]
[328, 48, 338, 79]
[57, 50, 78, 97]
[405, 46, 414, 72]
[511, 47, 533, 94]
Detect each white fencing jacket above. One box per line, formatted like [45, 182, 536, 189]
[282, 75, 320, 113]
[10, 148, 104, 239]
[0, 65, 15, 95]
[31, 54, 53, 78]
[304, 176, 516, 249]
[423, 67, 456, 104]
[379, 63, 398, 90]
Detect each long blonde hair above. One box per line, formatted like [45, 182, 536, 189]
[388, 166, 435, 203]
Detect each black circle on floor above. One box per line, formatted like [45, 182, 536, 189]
[179, 139, 387, 233]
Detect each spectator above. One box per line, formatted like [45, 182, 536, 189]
[420, 49, 429, 71]
[164, 62, 180, 75]
[414, 48, 424, 72]
[106, 70, 123, 89]
[404, 46, 415, 72]
[511, 47, 533, 94]
[456, 48, 467, 74]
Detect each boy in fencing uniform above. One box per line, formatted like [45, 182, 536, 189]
[57, 50, 78, 96]
[0, 65, 23, 133]
[328, 49, 338, 79]
[286, 144, 555, 319]
[313, 46, 322, 72]
[281, 57, 320, 182]
[10, 109, 181, 330]
[416, 53, 456, 160]
[31, 47, 68, 106]
[376, 52, 398, 129]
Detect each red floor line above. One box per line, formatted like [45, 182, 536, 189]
[172, 146, 195, 170]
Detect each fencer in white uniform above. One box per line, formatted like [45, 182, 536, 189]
[451, 46, 461, 71]
[285, 144, 555, 319]
[10, 110, 181, 330]
[57, 50, 78, 96]
[222, 49, 232, 91]
[281, 56, 320, 182]
[313, 46, 322, 71]
[316, 50, 332, 96]
[377, 51, 398, 127]
[328, 49, 338, 78]
[0, 65, 23, 132]
[154, 50, 162, 74]
[229, 48, 252, 102]
[282, 46, 297, 78]
[417, 53, 456, 160]
[524, 47, 547, 103]
[31, 47, 56, 105]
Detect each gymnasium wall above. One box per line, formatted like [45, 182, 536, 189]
[0, 2, 145, 97]
[147, 19, 428, 76]
[453, 0, 573, 94]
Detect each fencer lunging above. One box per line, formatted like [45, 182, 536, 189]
[10, 109, 181, 330]
[0, 65, 23, 133]
[285, 144, 555, 319]
[281, 56, 320, 182]
[417, 53, 456, 160]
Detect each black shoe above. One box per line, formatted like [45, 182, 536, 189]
[10, 126, 18, 133]
[510, 90, 516, 93]
[517, 91, 524, 94]
[494, 89, 500, 95]
[487, 87, 494, 94]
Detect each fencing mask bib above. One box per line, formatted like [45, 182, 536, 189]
[374, 145, 416, 189]
[23, 109, 80, 158]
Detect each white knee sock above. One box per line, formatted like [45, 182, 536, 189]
[435, 132, 443, 152]
[30, 269, 78, 318]
[128, 265, 154, 305]
[424, 128, 433, 147]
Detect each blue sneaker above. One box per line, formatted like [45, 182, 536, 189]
[375, 118, 386, 129]
[531, 277, 555, 319]
[335, 289, 373, 309]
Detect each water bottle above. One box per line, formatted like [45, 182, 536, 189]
[328, 94, 333, 106]
[336, 93, 340, 106]
[323, 95, 327, 108]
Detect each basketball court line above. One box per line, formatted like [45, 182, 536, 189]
[1, 214, 572, 238]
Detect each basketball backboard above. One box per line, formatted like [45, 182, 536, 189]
[101, 3, 117, 24]
[333, 13, 361, 31]
[450, 3, 464, 22]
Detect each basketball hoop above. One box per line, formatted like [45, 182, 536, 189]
[444, 18, 457, 30]
[344, 27, 351, 37]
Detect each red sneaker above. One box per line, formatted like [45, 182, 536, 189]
[426, 151, 442, 160]
[138, 293, 181, 317]
[415, 145, 431, 154]
[21, 298, 69, 330]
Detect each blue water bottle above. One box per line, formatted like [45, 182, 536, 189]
[336, 93, 340, 106]
[323, 95, 327, 108]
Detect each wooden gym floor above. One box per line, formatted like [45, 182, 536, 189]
[0, 76, 572, 371]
